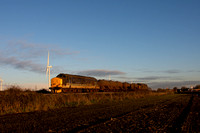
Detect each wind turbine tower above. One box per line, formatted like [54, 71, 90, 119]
[0, 78, 3, 91]
[46, 51, 52, 91]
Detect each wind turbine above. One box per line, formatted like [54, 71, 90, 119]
[46, 51, 52, 90]
[0, 78, 3, 91]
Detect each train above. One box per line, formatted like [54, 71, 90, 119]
[50, 73, 149, 93]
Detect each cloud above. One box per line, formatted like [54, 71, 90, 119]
[6, 40, 78, 58]
[109, 75, 181, 84]
[0, 54, 65, 74]
[187, 70, 200, 73]
[0, 55, 44, 73]
[0, 39, 79, 74]
[114, 76, 135, 81]
[162, 69, 182, 74]
[149, 81, 200, 89]
[77, 69, 126, 77]
[51, 49, 80, 56]
[138, 68, 182, 74]
[136, 76, 170, 81]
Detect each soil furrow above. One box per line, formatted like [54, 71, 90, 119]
[78, 95, 191, 132]
[0, 94, 195, 133]
[168, 95, 193, 132]
[70, 95, 188, 133]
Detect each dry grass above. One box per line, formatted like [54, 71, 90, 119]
[0, 86, 170, 115]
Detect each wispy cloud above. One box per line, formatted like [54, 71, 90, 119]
[51, 49, 79, 56]
[149, 81, 200, 89]
[187, 70, 200, 73]
[162, 69, 182, 74]
[111, 75, 181, 84]
[77, 69, 126, 77]
[0, 55, 44, 73]
[0, 39, 79, 74]
[114, 76, 135, 82]
[6, 40, 79, 58]
[139, 69, 182, 74]
[136, 76, 170, 81]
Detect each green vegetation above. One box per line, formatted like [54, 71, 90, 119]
[0, 86, 172, 115]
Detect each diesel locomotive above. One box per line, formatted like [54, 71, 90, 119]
[50, 73, 149, 93]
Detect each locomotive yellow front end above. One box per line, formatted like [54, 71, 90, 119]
[50, 77, 63, 93]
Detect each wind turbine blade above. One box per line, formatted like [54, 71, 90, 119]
[46, 51, 50, 78]
[47, 51, 49, 66]
[46, 68, 49, 77]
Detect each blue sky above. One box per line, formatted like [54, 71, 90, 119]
[0, 0, 200, 90]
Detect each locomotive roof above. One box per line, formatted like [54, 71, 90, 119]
[57, 73, 97, 80]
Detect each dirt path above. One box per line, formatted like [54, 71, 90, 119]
[0, 94, 198, 133]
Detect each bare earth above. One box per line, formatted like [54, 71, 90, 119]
[0, 94, 199, 133]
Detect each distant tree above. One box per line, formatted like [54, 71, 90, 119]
[177, 89, 181, 93]
[181, 86, 186, 89]
[194, 85, 200, 89]
[148, 87, 152, 91]
[36, 89, 51, 94]
[157, 88, 165, 92]
[173, 87, 178, 92]
[181, 86, 189, 92]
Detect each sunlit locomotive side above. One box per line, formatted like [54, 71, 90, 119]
[50, 73, 100, 93]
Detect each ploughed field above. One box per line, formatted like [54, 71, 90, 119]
[0, 94, 199, 132]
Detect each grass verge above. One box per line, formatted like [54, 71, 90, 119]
[0, 86, 172, 115]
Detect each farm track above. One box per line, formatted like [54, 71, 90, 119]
[0, 94, 198, 133]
